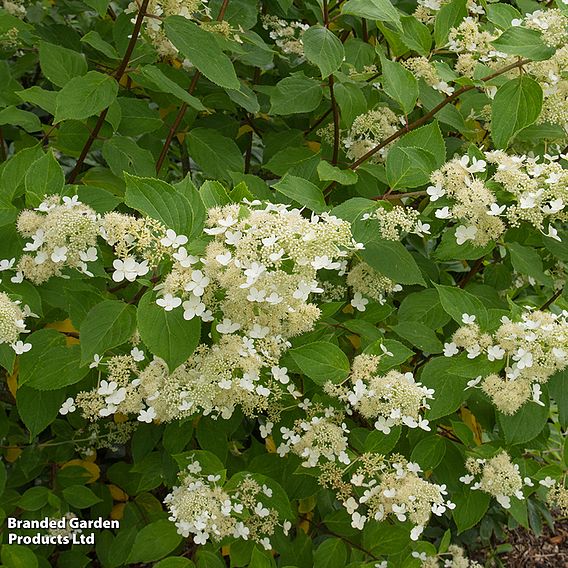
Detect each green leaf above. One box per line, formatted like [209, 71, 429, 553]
[317, 161, 358, 185]
[270, 74, 323, 115]
[102, 136, 155, 178]
[334, 82, 367, 128]
[411, 435, 447, 470]
[187, 128, 244, 181]
[360, 240, 426, 286]
[379, 55, 418, 115]
[492, 27, 556, 61]
[398, 289, 451, 329]
[289, 341, 350, 384]
[274, 174, 327, 213]
[491, 76, 542, 149]
[0, 106, 41, 132]
[497, 388, 549, 445]
[62, 485, 103, 508]
[452, 490, 491, 534]
[313, 538, 348, 568]
[365, 426, 402, 454]
[303, 26, 344, 78]
[16, 86, 57, 115]
[420, 354, 500, 419]
[18, 486, 50, 511]
[435, 284, 489, 328]
[362, 522, 410, 555]
[80, 300, 137, 364]
[164, 17, 240, 90]
[386, 146, 438, 189]
[154, 559, 195, 568]
[549, 369, 567, 428]
[139, 65, 206, 111]
[0, 145, 44, 201]
[24, 151, 64, 207]
[80, 30, 119, 59]
[199, 180, 231, 208]
[117, 97, 162, 136]
[137, 292, 201, 371]
[399, 15, 432, 56]
[1, 544, 38, 568]
[342, 0, 401, 29]
[486, 4, 521, 29]
[507, 242, 552, 286]
[434, 0, 467, 47]
[54, 71, 118, 123]
[127, 519, 183, 563]
[125, 173, 205, 237]
[19, 329, 90, 390]
[16, 386, 67, 438]
[391, 321, 443, 353]
[39, 41, 87, 88]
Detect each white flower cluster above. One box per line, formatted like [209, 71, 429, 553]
[261, 14, 308, 58]
[428, 152, 566, 247]
[362, 205, 430, 241]
[414, 0, 484, 25]
[338, 354, 434, 434]
[347, 262, 402, 308]
[459, 451, 531, 509]
[100, 212, 171, 283]
[413, 545, 483, 568]
[403, 57, 455, 96]
[126, 0, 209, 59]
[165, 459, 286, 549]
[447, 17, 510, 78]
[14, 196, 175, 286]
[0, 292, 33, 354]
[342, 454, 454, 541]
[446, 310, 568, 414]
[342, 108, 402, 162]
[76, 202, 358, 423]
[277, 409, 351, 467]
[15, 195, 99, 284]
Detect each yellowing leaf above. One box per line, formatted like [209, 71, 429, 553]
[238, 124, 253, 138]
[265, 436, 276, 453]
[348, 334, 361, 350]
[222, 545, 230, 556]
[461, 407, 483, 445]
[114, 413, 129, 424]
[6, 446, 22, 462]
[111, 503, 126, 520]
[45, 319, 78, 334]
[108, 484, 129, 502]
[62, 459, 100, 483]
[7, 360, 19, 398]
[299, 511, 313, 534]
[306, 140, 321, 153]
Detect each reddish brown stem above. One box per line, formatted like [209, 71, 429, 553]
[67, 0, 151, 183]
[349, 59, 530, 171]
[155, 0, 231, 174]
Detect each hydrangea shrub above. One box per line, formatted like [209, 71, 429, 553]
[0, 0, 567, 566]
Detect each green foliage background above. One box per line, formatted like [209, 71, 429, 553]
[0, 0, 566, 566]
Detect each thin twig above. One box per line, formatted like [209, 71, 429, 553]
[304, 108, 333, 136]
[155, 0, 230, 174]
[348, 59, 530, 171]
[540, 287, 564, 310]
[459, 257, 484, 288]
[67, 0, 151, 183]
[323, 0, 340, 166]
[323, 58, 530, 197]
